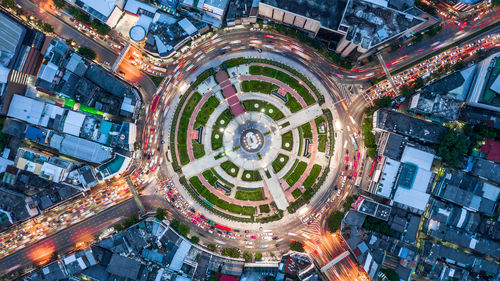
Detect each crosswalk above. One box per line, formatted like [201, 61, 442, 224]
[9, 70, 33, 85]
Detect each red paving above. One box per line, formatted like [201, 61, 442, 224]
[216, 70, 243, 117]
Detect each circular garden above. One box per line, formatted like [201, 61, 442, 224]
[168, 57, 335, 223]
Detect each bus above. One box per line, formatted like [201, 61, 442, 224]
[215, 224, 231, 232]
[151, 96, 160, 112]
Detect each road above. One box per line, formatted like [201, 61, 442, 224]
[1, 7, 498, 279]
[0, 199, 139, 279]
[15, 0, 118, 65]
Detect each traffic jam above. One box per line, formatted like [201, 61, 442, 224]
[364, 33, 500, 101]
[158, 178, 282, 246]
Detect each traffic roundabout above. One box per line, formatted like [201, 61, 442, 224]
[164, 54, 340, 225]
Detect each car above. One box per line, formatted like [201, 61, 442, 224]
[334, 185, 338, 190]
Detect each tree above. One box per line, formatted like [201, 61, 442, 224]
[155, 208, 167, 221]
[77, 46, 96, 60]
[327, 211, 345, 232]
[343, 196, 354, 211]
[289, 241, 304, 252]
[243, 251, 252, 261]
[113, 223, 124, 232]
[414, 33, 424, 42]
[255, 253, 262, 260]
[207, 243, 217, 252]
[1, 0, 15, 8]
[170, 219, 190, 237]
[400, 86, 414, 98]
[91, 19, 111, 35]
[53, 0, 65, 9]
[414, 77, 424, 89]
[437, 129, 470, 167]
[190, 236, 200, 244]
[222, 248, 240, 258]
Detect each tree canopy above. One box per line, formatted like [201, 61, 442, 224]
[77, 47, 96, 60]
[289, 241, 304, 252]
[437, 129, 470, 167]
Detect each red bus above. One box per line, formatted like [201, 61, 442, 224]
[151, 96, 160, 112]
[215, 224, 231, 232]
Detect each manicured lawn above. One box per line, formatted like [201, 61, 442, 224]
[235, 189, 263, 201]
[259, 204, 270, 213]
[178, 92, 202, 165]
[303, 164, 322, 188]
[292, 189, 302, 199]
[281, 131, 293, 151]
[190, 176, 255, 216]
[211, 109, 233, 150]
[242, 100, 285, 121]
[221, 161, 239, 177]
[192, 142, 205, 159]
[241, 80, 278, 94]
[195, 96, 219, 127]
[318, 134, 327, 152]
[223, 57, 250, 69]
[301, 122, 313, 139]
[202, 170, 217, 185]
[286, 94, 303, 113]
[242, 170, 262, 182]
[211, 168, 234, 188]
[272, 154, 289, 173]
[249, 65, 316, 105]
[286, 161, 307, 186]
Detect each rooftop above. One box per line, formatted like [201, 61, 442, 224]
[409, 92, 462, 122]
[106, 253, 142, 280]
[374, 108, 446, 143]
[259, 0, 348, 31]
[0, 11, 26, 68]
[471, 158, 500, 184]
[340, 0, 424, 49]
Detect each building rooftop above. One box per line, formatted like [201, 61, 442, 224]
[260, 0, 348, 31]
[424, 65, 477, 101]
[471, 158, 500, 184]
[381, 133, 405, 160]
[106, 253, 142, 280]
[409, 92, 462, 122]
[480, 138, 500, 163]
[374, 108, 446, 143]
[340, 0, 424, 49]
[0, 11, 26, 68]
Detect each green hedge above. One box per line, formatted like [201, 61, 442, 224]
[192, 142, 205, 159]
[301, 122, 312, 139]
[221, 161, 239, 177]
[272, 154, 289, 173]
[303, 164, 322, 188]
[235, 189, 263, 201]
[249, 65, 316, 105]
[292, 188, 302, 199]
[241, 80, 278, 94]
[178, 92, 202, 165]
[242, 100, 285, 121]
[242, 170, 262, 182]
[281, 131, 293, 151]
[285, 94, 303, 113]
[211, 109, 233, 150]
[259, 204, 270, 213]
[189, 176, 255, 216]
[195, 96, 219, 127]
[202, 170, 217, 185]
[286, 161, 307, 186]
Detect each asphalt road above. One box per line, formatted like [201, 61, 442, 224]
[15, 0, 118, 65]
[0, 200, 139, 279]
